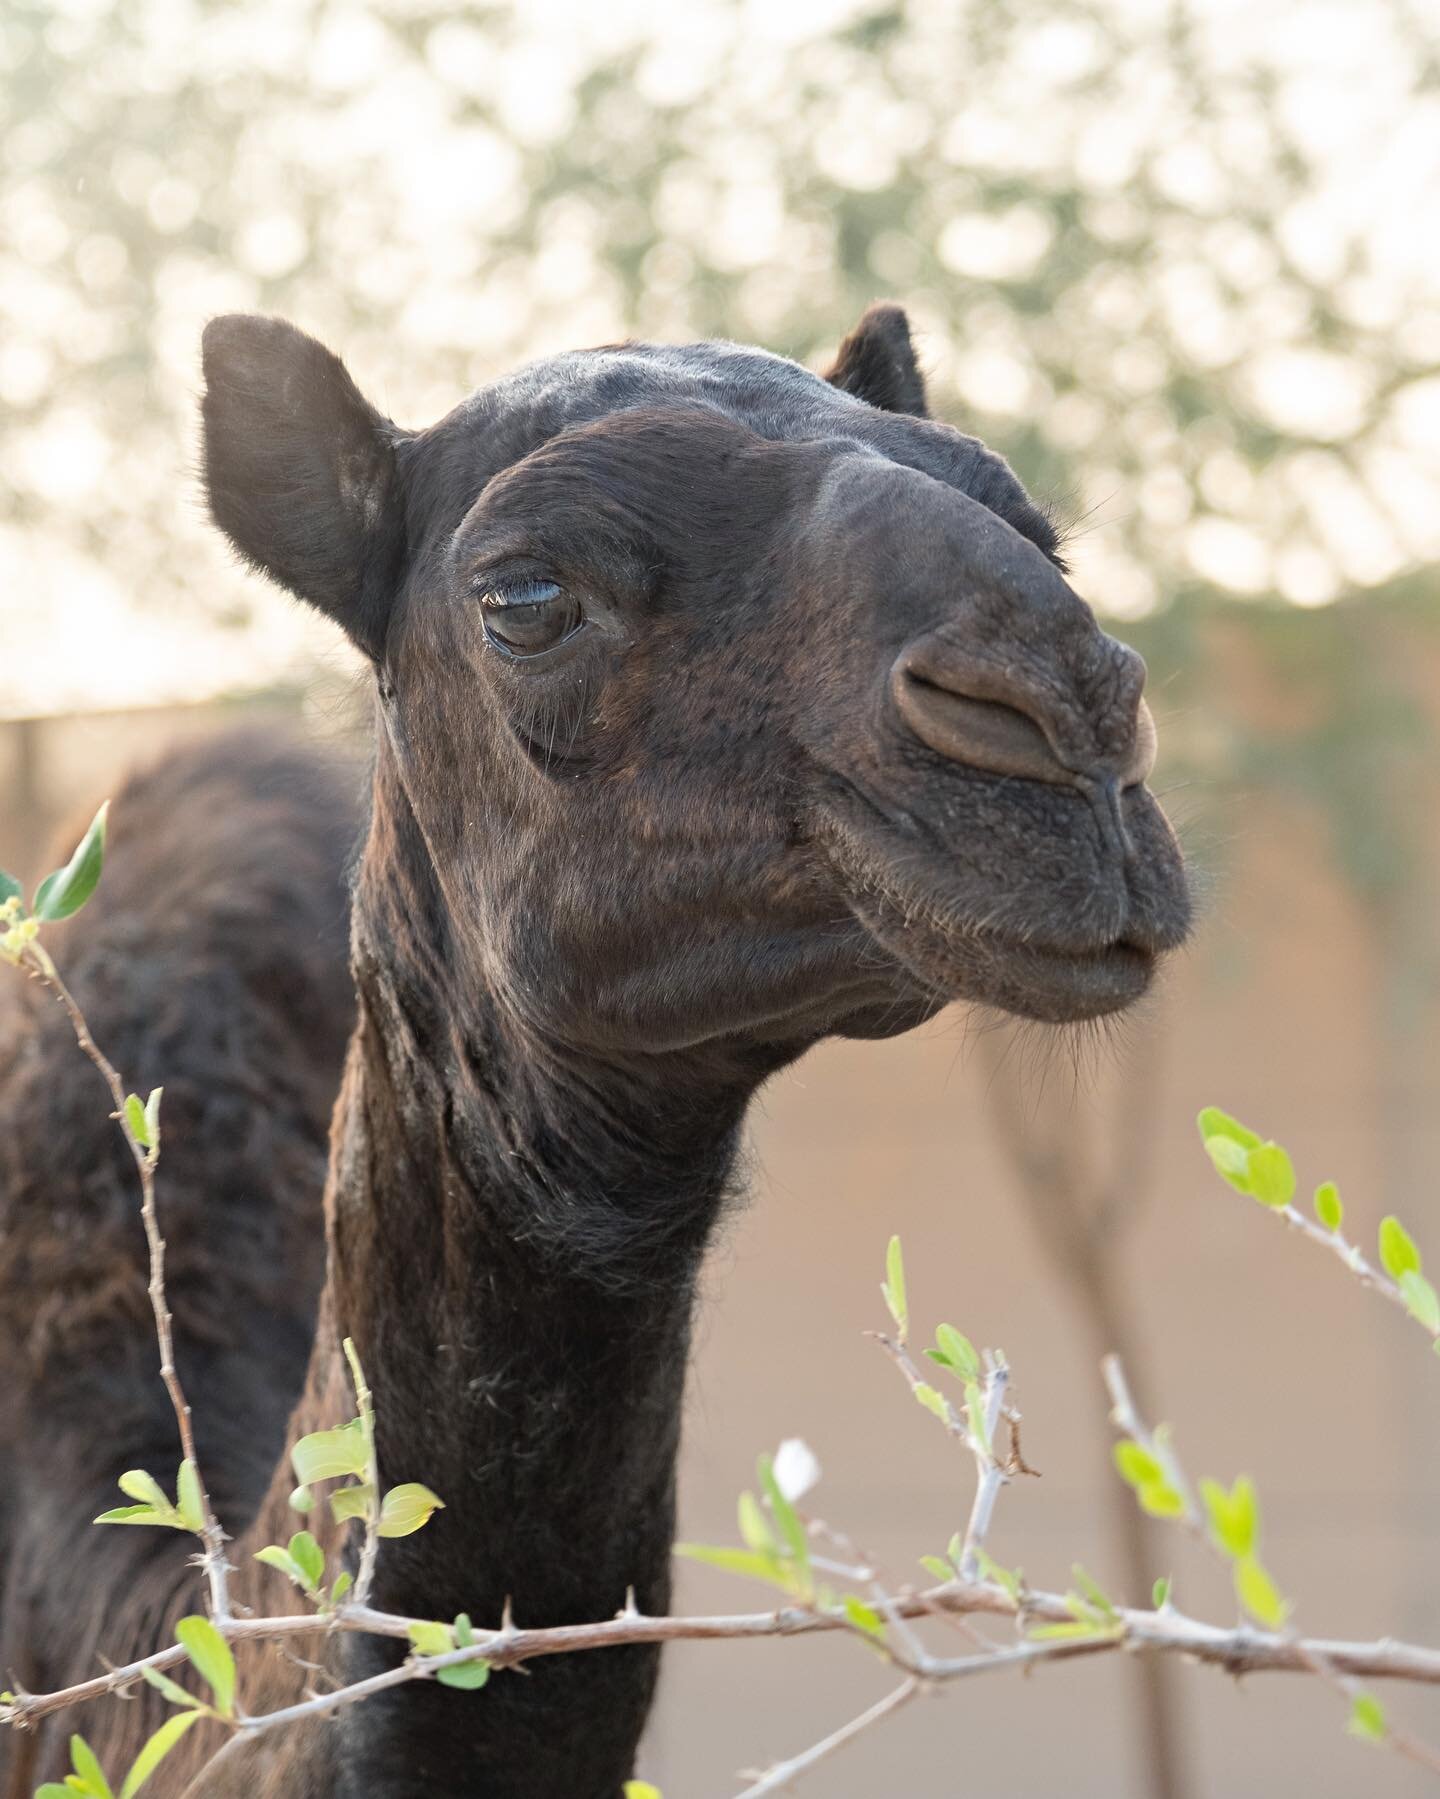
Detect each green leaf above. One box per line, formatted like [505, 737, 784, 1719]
[1064, 1591, 1108, 1628]
[1399, 1269, 1440, 1333]
[1203, 1136, 1253, 1194]
[377, 1482, 445, 1538]
[1314, 1181, 1343, 1232]
[1152, 1575, 1171, 1609]
[674, 1544, 788, 1588]
[935, 1325, 980, 1380]
[329, 1481, 373, 1525]
[1071, 1565, 1117, 1620]
[118, 1711, 202, 1799]
[291, 1421, 368, 1485]
[841, 1595, 886, 1639]
[69, 1735, 114, 1799]
[964, 1379, 990, 1454]
[435, 1658, 491, 1690]
[175, 1460, 204, 1534]
[1028, 1619, 1121, 1641]
[1234, 1555, 1288, 1629]
[1113, 1440, 1164, 1488]
[139, 1665, 203, 1712]
[330, 1571, 353, 1607]
[143, 1089, 162, 1153]
[35, 1787, 72, 1798]
[94, 1505, 175, 1528]
[1247, 1144, 1296, 1209]
[882, 1234, 907, 1337]
[1379, 1215, 1422, 1282]
[289, 1484, 314, 1514]
[116, 1471, 172, 1512]
[919, 1555, 953, 1582]
[1348, 1692, 1387, 1742]
[34, 804, 108, 922]
[256, 1534, 324, 1595]
[407, 1620, 456, 1657]
[1200, 1476, 1258, 1560]
[123, 1094, 151, 1150]
[254, 1546, 304, 1587]
[737, 1490, 775, 1555]
[176, 1615, 235, 1719]
[288, 1530, 325, 1591]
[454, 1613, 474, 1647]
[0, 871, 21, 908]
[1136, 1481, 1186, 1520]
[913, 1382, 949, 1423]
[1196, 1107, 1261, 1151]
[624, 1785, 663, 1799]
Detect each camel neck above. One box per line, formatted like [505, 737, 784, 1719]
[317, 768, 751, 1797]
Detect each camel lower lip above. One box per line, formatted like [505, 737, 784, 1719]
[986, 936, 1155, 1017]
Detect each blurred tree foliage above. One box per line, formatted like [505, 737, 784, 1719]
[4, 0, 1438, 626]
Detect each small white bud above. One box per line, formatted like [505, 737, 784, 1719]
[772, 1438, 821, 1503]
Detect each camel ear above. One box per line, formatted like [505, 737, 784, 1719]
[200, 314, 406, 662]
[822, 303, 929, 417]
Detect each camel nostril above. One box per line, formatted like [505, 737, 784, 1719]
[891, 663, 1070, 787]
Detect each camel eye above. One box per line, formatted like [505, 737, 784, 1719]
[480, 580, 583, 657]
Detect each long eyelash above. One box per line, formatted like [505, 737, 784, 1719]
[474, 579, 562, 609]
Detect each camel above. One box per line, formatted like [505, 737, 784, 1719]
[0, 303, 1191, 1795]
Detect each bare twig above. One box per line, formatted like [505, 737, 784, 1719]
[1267, 1201, 1426, 1333]
[21, 942, 231, 1621]
[959, 1355, 1011, 1578]
[732, 1679, 922, 1797]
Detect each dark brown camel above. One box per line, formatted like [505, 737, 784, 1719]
[0, 303, 1190, 1796]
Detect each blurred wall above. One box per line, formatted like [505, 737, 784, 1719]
[3, 613, 1437, 1797]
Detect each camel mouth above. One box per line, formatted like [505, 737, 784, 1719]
[817, 782, 1184, 1025]
[860, 895, 1160, 1024]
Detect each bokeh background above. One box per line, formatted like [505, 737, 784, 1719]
[3, 1, 1440, 1793]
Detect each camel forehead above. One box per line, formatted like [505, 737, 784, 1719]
[412, 338, 1058, 560]
[461, 339, 856, 439]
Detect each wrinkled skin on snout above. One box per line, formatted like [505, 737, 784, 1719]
[202, 303, 1191, 1066]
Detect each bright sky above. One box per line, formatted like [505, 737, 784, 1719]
[2, 0, 1437, 718]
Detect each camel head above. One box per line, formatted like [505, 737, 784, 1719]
[201, 304, 1190, 1065]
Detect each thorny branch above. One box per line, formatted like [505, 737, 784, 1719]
[866, 1328, 1028, 1580]
[1104, 1354, 1440, 1780]
[8, 1575, 1440, 1735]
[20, 941, 232, 1623]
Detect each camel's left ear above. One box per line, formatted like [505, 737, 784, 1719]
[200, 314, 408, 663]
[822, 303, 929, 417]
